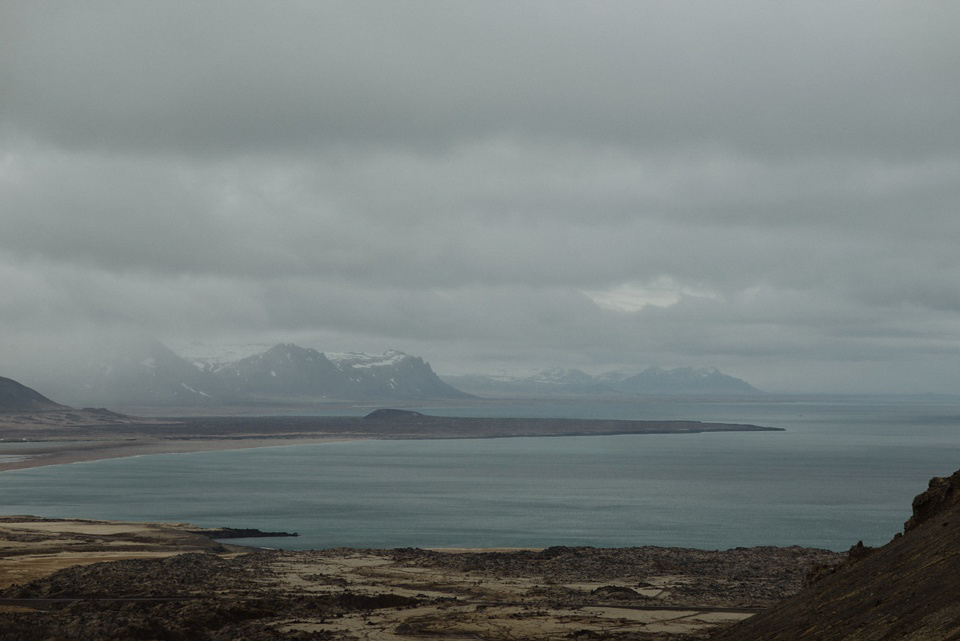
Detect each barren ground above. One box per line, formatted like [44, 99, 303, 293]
[0, 516, 843, 640]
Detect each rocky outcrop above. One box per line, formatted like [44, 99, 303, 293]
[904, 468, 960, 532]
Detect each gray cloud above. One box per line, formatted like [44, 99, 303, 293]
[2, 1, 960, 394]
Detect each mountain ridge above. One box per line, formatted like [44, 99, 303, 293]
[37, 341, 473, 407]
[442, 365, 761, 398]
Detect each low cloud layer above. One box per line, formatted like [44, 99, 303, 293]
[2, 1, 959, 393]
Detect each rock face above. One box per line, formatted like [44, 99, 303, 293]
[904, 469, 960, 532]
[713, 468, 960, 641]
[0, 376, 67, 413]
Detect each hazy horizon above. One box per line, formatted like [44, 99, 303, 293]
[3, 2, 960, 395]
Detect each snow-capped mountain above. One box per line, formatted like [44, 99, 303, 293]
[328, 350, 471, 400]
[41, 341, 472, 407]
[169, 341, 274, 374]
[443, 366, 761, 398]
[214, 344, 471, 402]
[214, 344, 355, 401]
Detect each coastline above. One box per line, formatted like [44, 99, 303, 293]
[0, 436, 364, 473]
[0, 410, 782, 474]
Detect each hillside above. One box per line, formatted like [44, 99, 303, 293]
[0, 376, 67, 413]
[713, 468, 960, 640]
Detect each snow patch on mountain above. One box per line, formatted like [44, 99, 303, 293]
[167, 341, 275, 372]
[327, 350, 410, 370]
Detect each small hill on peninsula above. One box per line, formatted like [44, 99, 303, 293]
[713, 467, 960, 641]
[0, 376, 68, 413]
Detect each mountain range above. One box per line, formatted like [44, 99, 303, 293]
[36, 342, 472, 408]
[20, 340, 760, 408]
[442, 365, 761, 398]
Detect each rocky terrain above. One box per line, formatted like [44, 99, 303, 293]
[712, 467, 960, 640]
[0, 517, 842, 641]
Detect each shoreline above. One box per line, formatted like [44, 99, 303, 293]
[0, 410, 783, 473]
[0, 436, 364, 473]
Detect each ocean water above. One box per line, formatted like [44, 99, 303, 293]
[1, 396, 959, 552]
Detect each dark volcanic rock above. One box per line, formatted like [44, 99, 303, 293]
[0, 551, 418, 641]
[388, 545, 840, 608]
[590, 585, 647, 600]
[904, 468, 960, 532]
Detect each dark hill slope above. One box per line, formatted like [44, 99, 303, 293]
[713, 468, 960, 641]
[0, 376, 67, 412]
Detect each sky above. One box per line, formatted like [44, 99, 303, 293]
[1, 1, 959, 394]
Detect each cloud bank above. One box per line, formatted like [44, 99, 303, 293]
[2, 1, 960, 393]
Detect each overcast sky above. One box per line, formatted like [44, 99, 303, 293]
[2, 1, 959, 394]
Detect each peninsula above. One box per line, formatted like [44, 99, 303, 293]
[0, 408, 782, 472]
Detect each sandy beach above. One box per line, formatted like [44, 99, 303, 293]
[0, 436, 361, 473]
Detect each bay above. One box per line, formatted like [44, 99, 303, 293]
[1, 396, 959, 551]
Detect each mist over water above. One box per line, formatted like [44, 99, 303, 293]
[2, 397, 959, 551]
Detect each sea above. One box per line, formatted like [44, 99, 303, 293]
[2, 395, 959, 552]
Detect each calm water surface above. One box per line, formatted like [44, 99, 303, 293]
[1, 396, 958, 551]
